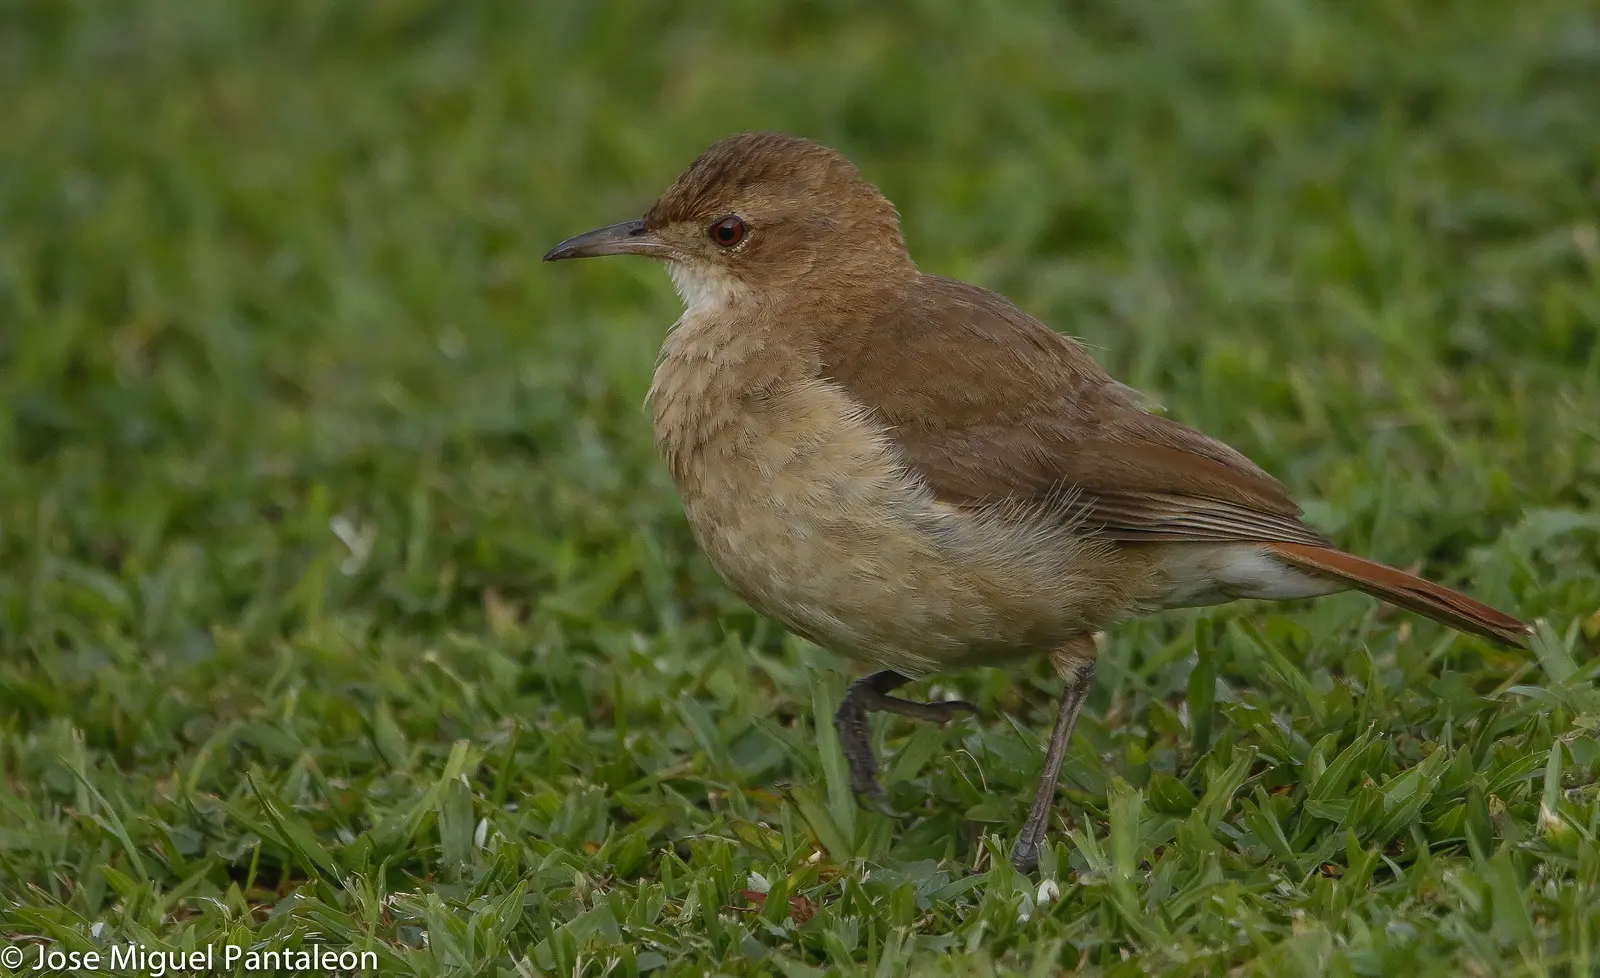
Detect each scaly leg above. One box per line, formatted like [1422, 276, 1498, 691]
[833, 670, 978, 815]
[1011, 637, 1098, 873]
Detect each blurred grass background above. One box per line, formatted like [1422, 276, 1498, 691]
[2, 1, 1599, 974]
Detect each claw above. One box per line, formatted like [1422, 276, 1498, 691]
[1010, 839, 1041, 874]
[933, 699, 979, 722]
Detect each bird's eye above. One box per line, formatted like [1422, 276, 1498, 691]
[708, 215, 746, 247]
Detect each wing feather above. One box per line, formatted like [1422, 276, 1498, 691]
[819, 275, 1328, 547]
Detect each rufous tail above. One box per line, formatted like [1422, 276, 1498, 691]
[1263, 541, 1532, 648]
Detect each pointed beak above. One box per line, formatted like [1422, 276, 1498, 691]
[543, 219, 675, 261]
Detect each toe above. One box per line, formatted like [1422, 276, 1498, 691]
[940, 699, 980, 719]
[1010, 842, 1040, 874]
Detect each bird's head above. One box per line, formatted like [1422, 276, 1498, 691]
[545, 131, 914, 311]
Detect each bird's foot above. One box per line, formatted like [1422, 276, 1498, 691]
[872, 695, 979, 724]
[834, 687, 896, 814]
[1010, 838, 1041, 874]
[833, 671, 979, 817]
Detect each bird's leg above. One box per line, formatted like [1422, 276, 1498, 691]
[1011, 637, 1098, 874]
[833, 670, 978, 815]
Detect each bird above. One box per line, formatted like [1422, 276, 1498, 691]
[544, 131, 1533, 873]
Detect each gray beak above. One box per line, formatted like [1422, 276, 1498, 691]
[543, 219, 675, 261]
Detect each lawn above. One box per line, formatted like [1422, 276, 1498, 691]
[2, 1, 1599, 975]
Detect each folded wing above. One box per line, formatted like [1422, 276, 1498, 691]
[819, 274, 1332, 548]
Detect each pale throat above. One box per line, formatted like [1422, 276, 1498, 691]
[667, 260, 749, 317]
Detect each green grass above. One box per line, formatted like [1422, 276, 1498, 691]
[2, 1, 1599, 974]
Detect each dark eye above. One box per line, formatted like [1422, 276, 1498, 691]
[708, 215, 746, 247]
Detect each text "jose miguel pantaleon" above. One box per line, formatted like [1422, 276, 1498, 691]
[23, 942, 379, 974]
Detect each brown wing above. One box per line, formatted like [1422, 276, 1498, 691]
[818, 275, 1333, 547]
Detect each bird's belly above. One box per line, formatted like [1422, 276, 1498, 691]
[655, 378, 1147, 677]
[682, 462, 998, 677]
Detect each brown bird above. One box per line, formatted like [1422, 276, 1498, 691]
[544, 131, 1532, 873]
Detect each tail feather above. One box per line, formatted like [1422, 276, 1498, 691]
[1262, 541, 1532, 648]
